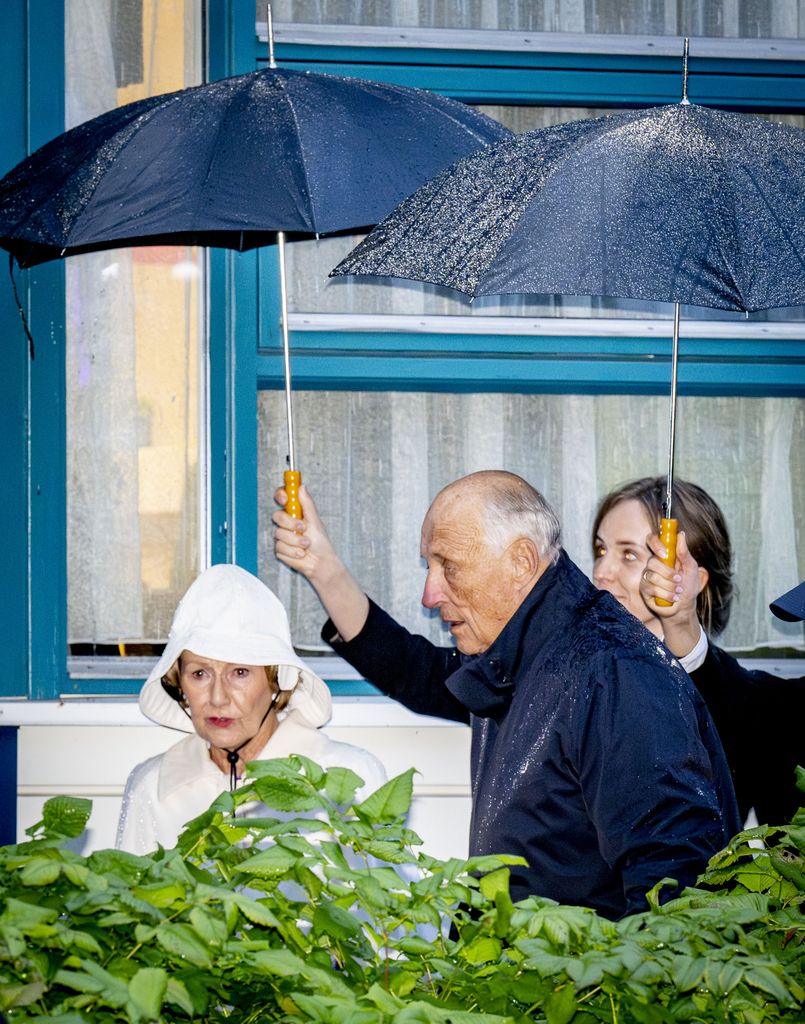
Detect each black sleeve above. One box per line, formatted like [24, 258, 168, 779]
[691, 644, 805, 826]
[322, 598, 470, 724]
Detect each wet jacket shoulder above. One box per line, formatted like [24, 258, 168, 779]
[691, 643, 805, 826]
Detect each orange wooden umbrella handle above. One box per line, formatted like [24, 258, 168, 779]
[284, 469, 302, 519]
[655, 518, 678, 607]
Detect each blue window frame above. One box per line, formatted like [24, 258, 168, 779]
[1, 4, 803, 699]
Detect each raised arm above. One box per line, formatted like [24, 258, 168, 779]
[272, 484, 468, 724]
[272, 484, 369, 642]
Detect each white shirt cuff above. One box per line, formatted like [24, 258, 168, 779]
[679, 624, 708, 673]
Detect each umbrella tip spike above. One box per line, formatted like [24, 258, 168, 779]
[680, 36, 690, 105]
[266, 3, 277, 69]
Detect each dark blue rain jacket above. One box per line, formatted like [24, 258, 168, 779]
[326, 550, 740, 918]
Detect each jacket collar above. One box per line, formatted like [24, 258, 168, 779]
[446, 550, 590, 717]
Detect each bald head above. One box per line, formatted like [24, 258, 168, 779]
[420, 472, 561, 654]
[430, 471, 562, 564]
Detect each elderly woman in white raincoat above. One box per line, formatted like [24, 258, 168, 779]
[117, 564, 387, 854]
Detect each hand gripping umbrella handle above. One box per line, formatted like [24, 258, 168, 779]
[284, 470, 302, 519]
[655, 518, 678, 607]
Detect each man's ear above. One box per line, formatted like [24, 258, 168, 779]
[510, 537, 540, 586]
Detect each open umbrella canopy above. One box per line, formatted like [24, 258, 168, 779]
[332, 102, 805, 313]
[0, 66, 509, 268]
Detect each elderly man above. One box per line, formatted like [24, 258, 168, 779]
[274, 470, 740, 919]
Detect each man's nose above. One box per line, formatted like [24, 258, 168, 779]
[421, 570, 445, 609]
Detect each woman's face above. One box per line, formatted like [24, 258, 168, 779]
[593, 499, 662, 636]
[179, 652, 275, 750]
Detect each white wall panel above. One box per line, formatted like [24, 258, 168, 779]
[11, 700, 471, 861]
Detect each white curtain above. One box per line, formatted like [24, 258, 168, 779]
[258, 390, 805, 655]
[269, 1, 804, 37]
[65, 0, 202, 645]
[65, 0, 143, 642]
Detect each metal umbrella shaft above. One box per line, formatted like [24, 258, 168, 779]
[277, 230, 301, 517]
[655, 41, 689, 592]
[656, 303, 681, 605]
[268, 4, 301, 518]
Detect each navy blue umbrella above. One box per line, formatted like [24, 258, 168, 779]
[0, 50, 508, 511]
[333, 91, 805, 570]
[0, 68, 508, 268]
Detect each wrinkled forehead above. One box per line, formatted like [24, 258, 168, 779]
[421, 489, 485, 554]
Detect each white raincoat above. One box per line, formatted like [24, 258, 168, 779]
[116, 564, 386, 854]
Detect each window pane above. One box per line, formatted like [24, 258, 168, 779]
[65, 1, 203, 648]
[258, 391, 805, 656]
[267, 1, 805, 38]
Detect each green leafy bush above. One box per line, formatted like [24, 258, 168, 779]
[1, 755, 803, 1022]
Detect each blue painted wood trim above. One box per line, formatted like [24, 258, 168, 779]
[29, 0, 68, 699]
[29, 260, 68, 698]
[207, 1, 261, 573]
[208, 249, 231, 566]
[207, 0, 259, 79]
[256, 331, 805, 397]
[59, 675, 381, 697]
[232, 250, 259, 574]
[269, 45, 805, 111]
[0, 2, 29, 698]
[6, 0, 68, 700]
[0, 728, 18, 844]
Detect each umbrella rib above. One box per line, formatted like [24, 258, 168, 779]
[708, 131, 748, 310]
[275, 77, 317, 233]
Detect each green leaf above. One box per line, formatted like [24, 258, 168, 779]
[743, 965, 796, 1003]
[324, 766, 364, 805]
[355, 768, 416, 823]
[127, 966, 167, 1020]
[460, 936, 501, 965]
[479, 867, 511, 903]
[769, 851, 805, 890]
[234, 845, 299, 878]
[189, 906, 227, 947]
[364, 981, 404, 1014]
[39, 796, 93, 839]
[294, 863, 324, 900]
[0, 979, 47, 1010]
[19, 857, 61, 887]
[358, 839, 417, 863]
[249, 948, 307, 976]
[131, 881, 186, 908]
[252, 772, 326, 812]
[230, 891, 282, 928]
[60, 927, 103, 956]
[672, 955, 706, 991]
[156, 922, 213, 968]
[544, 984, 578, 1024]
[645, 876, 678, 910]
[54, 962, 129, 1005]
[62, 862, 91, 888]
[164, 976, 197, 1016]
[396, 935, 438, 956]
[313, 902, 363, 939]
[1, 897, 58, 929]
